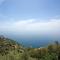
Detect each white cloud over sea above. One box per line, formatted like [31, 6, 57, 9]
[0, 18, 60, 36]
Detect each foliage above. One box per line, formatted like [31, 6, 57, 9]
[0, 36, 60, 60]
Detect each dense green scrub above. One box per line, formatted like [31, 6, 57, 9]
[0, 36, 60, 60]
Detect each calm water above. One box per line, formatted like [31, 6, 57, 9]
[0, 33, 60, 48]
[5, 35, 56, 48]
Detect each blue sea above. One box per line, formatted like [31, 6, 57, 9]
[0, 33, 60, 48]
[4, 34, 59, 48]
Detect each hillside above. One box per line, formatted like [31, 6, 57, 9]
[0, 35, 23, 51]
[0, 35, 60, 60]
[0, 35, 25, 60]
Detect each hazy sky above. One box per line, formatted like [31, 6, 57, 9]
[0, 0, 60, 37]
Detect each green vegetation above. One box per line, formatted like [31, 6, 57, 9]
[0, 35, 60, 60]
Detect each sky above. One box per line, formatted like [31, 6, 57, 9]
[0, 0, 60, 38]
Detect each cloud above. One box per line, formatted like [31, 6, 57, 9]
[0, 18, 60, 37]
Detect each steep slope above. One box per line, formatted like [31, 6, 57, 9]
[0, 35, 24, 55]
